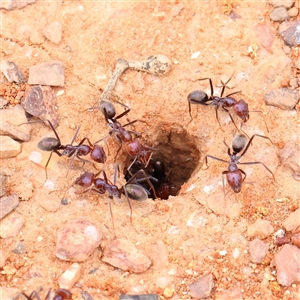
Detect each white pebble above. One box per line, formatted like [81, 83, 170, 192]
[232, 248, 240, 258]
[191, 51, 201, 59]
[28, 151, 42, 163]
[219, 250, 227, 256]
[44, 179, 55, 190]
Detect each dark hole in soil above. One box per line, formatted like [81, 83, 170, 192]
[124, 127, 201, 199]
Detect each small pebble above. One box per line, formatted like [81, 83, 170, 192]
[278, 21, 300, 47]
[11, 241, 26, 254]
[163, 288, 173, 298]
[0, 194, 19, 220]
[249, 238, 269, 263]
[0, 60, 26, 84]
[280, 142, 300, 180]
[269, 6, 290, 21]
[28, 60, 65, 86]
[56, 218, 102, 261]
[58, 262, 82, 289]
[282, 209, 300, 231]
[288, 7, 298, 17]
[291, 233, 300, 248]
[215, 287, 243, 300]
[102, 238, 151, 273]
[247, 219, 274, 239]
[42, 21, 62, 44]
[274, 244, 300, 286]
[265, 88, 298, 110]
[28, 151, 42, 163]
[0, 212, 24, 238]
[268, 0, 294, 8]
[189, 273, 214, 299]
[0, 136, 21, 158]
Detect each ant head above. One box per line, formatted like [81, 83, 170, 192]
[233, 99, 249, 122]
[232, 134, 247, 154]
[75, 171, 94, 188]
[125, 184, 148, 201]
[37, 137, 60, 151]
[187, 90, 209, 105]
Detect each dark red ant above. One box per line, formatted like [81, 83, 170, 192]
[204, 134, 276, 194]
[99, 103, 155, 172]
[74, 165, 156, 230]
[37, 120, 106, 179]
[21, 288, 72, 300]
[187, 77, 268, 134]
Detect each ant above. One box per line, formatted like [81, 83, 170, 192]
[203, 134, 276, 194]
[74, 165, 157, 230]
[187, 77, 268, 134]
[99, 102, 155, 172]
[21, 288, 71, 300]
[38, 120, 106, 179]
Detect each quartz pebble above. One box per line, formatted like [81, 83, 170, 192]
[274, 244, 300, 286]
[0, 136, 21, 158]
[42, 21, 62, 44]
[56, 218, 102, 261]
[189, 273, 214, 299]
[58, 262, 82, 289]
[249, 238, 269, 263]
[102, 238, 151, 273]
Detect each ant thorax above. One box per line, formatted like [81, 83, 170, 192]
[228, 163, 238, 172]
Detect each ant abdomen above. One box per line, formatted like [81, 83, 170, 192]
[38, 137, 60, 151]
[187, 90, 209, 105]
[125, 184, 148, 201]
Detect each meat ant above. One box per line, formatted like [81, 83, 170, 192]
[203, 134, 276, 195]
[21, 288, 71, 300]
[37, 120, 106, 179]
[187, 77, 268, 134]
[99, 102, 155, 172]
[74, 165, 156, 230]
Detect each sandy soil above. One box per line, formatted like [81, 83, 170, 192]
[1, 1, 300, 299]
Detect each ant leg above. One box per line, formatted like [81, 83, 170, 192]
[47, 120, 61, 142]
[226, 90, 241, 97]
[44, 150, 62, 180]
[123, 184, 133, 223]
[69, 125, 81, 145]
[249, 110, 269, 132]
[223, 139, 232, 156]
[239, 161, 276, 182]
[198, 77, 214, 96]
[215, 106, 223, 130]
[239, 134, 274, 157]
[122, 119, 138, 128]
[225, 110, 250, 139]
[114, 108, 131, 120]
[127, 156, 138, 176]
[203, 155, 228, 170]
[114, 145, 123, 162]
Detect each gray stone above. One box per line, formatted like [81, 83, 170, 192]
[0, 0, 36, 10]
[247, 219, 274, 239]
[279, 21, 300, 47]
[0, 136, 21, 158]
[22, 85, 59, 128]
[11, 241, 26, 254]
[189, 273, 214, 299]
[280, 141, 300, 180]
[249, 238, 269, 263]
[102, 238, 152, 273]
[42, 21, 62, 44]
[56, 218, 102, 262]
[274, 244, 300, 286]
[0, 60, 26, 84]
[0, 194, 19, 220]
[269, 6, 290, 21]
[265, 88, 298, 110]
[0, 105, 31, 141]
[268, 0, 294, 8]
[28, 60, 65, 86]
